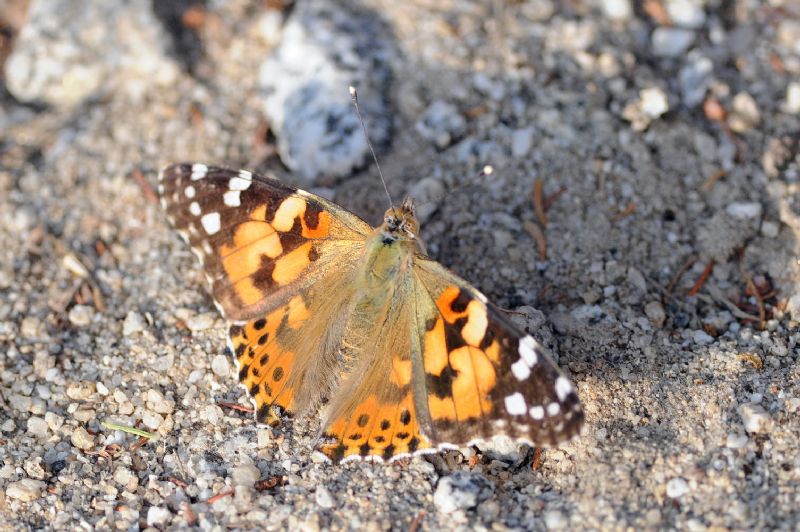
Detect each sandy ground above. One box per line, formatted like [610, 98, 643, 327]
[1, 0, 799, 530]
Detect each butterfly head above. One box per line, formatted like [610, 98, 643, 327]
[381, 197, 419, 243]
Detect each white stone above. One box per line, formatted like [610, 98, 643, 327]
[640, 87, 669, 118]
[652, 28, 695, 57]
[725, 202, 762, 220]
[232, 464, 261, 486]
[511, 127, 535, 158]
[71, 426, 95, 450]
[122, 311, 146, 336]
[9, 393, 32, 412]
[785, 82, 800, 114]
[739, 403, 773, 433]
[433, 473, 492, 514]
[645, 301, 666, 327]
[666, 477, 690, 498]
[726, 432, 748, 449]
[692, 330, 714, 345]
[147, 506, 171, 527]
[603, 0, 632, 20]
[760, 221, 779, 238]
[27, 416, 49, 438]
[315, 485, 336, 509]
[6, 479, 46, 502]
[211, 354, 231, 377]
[666, 0, 706, 28]
[186, 313, 216, 332]
[141, 410, 163, 431]
[68, 305, 94, 327]
[202, 404, 224, 425]
[544, 510, 568, 530]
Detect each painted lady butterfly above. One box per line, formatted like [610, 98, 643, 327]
[158, 163, 583, 462]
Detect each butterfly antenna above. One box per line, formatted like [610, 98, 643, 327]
[415, 165, 494, 211]
[349, 86, 394, 210]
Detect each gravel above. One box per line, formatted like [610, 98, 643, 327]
[1, 0, 799, 530]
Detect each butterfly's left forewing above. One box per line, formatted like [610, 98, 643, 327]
[412, 258, 583, 449]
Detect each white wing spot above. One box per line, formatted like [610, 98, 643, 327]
[504, 392, 527, 416]
[229, 177, 251, 191]
[238, 170, 253, 180]
[223, 190, 241, 207]
[511, 359, 531, 381]
[188, 223, 198, 236]
[202, 241, 213, 255]
[191, 163, 208, 180]
[519, 336, 539, 367]
[555, 376, 573, 402]
[157, 183, 165, 195]
[547, 402, 561, 416]
[529, 405, 545, 420]
[184, 185, 196, 199]
[189, 201, 201, 216]
[201, 212, 221, 234]
[177, 230, 190, 242]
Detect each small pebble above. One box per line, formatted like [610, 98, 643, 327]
[141, 410, 163, 431]
[71, 426, 95, 450]
[6, 479, 46, 502]
[726, 433, 748, 449]
[9, 393, 32, 412]
[45, 412, 64, 431]
[644, 301, 667, 327]
[416, 101, 467, 149]
[603, 0, 632, 20]
[725, 202, 762, 220]
[211, 354, 231, 377]
[315, 485, 336, 509]
[760, 221, 779, 238]
[146, 389, 175, 414]
[692, 330, 714, 345]
[68, 305, 94, 327]
[202, 404, 224, 425]
[232, 464, 261, 487]
[433, 472, 493, 514]
[122, 311, 146, 336]
[666, 477, 690, 498]
[147, 506, 171, 527]
[186, 313, 216, 332]
[728, 92, 760, 133]
[652, 28, 695, 57]
[27, 416, 49, 438]
[666, 0, 706, 29]
[511, 127, 535, 158]
[739, 403, 773, 433]
[544, 510, 568, 530]
[785, 82, 800, 114]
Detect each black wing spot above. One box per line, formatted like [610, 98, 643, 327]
[382, 444, 396, 460]
[256, 404, 270, 423]
[396, 432, 409, 440]
[235, 343, 246, 357]
[400, 409, 411, 425]
[450, 289, 471, 313]
[348, 432, 362, 441]
[359, 442, 372, 456]
[408, 436, 420, 453]
[259, 353, 269, 366]
[357, 414, 370, 427]
[258, 333, 269, 346]
[427, 366, 457, 399]
[380, 419, 390, 431]
[253, 318, 267, 330]
[249, 383, 260, 396]
[272, 366, 284, 381]
[238, 363, 250, 381]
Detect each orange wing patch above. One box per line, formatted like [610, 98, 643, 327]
[424, 285, 501, 421]
[320, 391, 432, 462]
[220, 199, 329, 307]
[229, 294, 312, 424]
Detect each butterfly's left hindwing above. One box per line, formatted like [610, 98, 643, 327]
[412, 258, 583, 448]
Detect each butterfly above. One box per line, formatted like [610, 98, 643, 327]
[158, 162, 583, 463]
